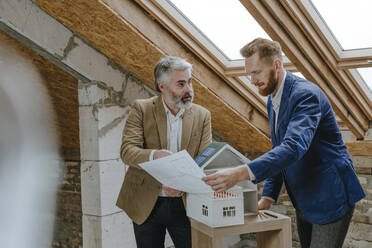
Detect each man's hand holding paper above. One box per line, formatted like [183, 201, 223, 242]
[139, 150, 213, 193]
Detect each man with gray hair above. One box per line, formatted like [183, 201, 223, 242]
[116, 56, 212, 247]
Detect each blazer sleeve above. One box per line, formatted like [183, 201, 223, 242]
[120, 101, 152, 169]
[197, 110, 212, 154]
[248, 88, 322, 183]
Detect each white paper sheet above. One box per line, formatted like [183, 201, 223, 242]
[139, 150, 213, 193]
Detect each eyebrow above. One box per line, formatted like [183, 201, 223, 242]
[177, 79, 191, 83]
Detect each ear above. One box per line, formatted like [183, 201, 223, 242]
[158, 82, 165, 93]
[274, 59, 282, 70]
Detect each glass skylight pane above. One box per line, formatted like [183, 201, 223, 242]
[357, 68, 372, 93]
[311, 0, 372, 50]
[168, 0, 270, 60]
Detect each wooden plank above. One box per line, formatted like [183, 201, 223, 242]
[346, 141, 372, 156]
[346, 70, 372, 120]
[338, 59, 372, 69]
[225, 57, 297, 77]
[340, 70, 372, 120]
[340, 48, 372, 60]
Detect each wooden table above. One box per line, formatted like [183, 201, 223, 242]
[191, 210, 292, 248]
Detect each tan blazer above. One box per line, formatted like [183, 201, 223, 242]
[116, 96, 212, 224]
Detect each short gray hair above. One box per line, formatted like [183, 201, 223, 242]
[154, 56, 192, 92]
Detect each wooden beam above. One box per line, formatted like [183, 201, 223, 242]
[337, 59, 372, 69]
[35, 0, 271, 152]
[346, 141, 372, 156]
[340, 69, 372, 120]
[340, 48, 372, 60]
[345, 69, 372, 120]
[224, 57, 297, 77]
[239, 0, 367, 138]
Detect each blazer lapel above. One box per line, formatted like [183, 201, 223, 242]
[153, 96, 167, 149]
[181, 107, 194, 150]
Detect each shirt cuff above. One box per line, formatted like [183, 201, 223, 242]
[262, 196, 275, 202]
[149, 150, 155, 161]
[247, 165, 256, 181]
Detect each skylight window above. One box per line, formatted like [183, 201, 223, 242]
[168, 0, 270, 60]
[311, 0, 372, 50]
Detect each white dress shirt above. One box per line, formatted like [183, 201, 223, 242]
[150, 97, 184, 196]
[271, 70, 286, 133]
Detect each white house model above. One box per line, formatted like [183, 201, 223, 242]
[186, 142, 258, 227]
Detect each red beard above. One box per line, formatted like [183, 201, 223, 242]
[258, 69, 278, 96]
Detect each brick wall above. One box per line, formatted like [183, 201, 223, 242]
[53, 161, 82, 248]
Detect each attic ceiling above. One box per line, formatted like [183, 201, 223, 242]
[134, 0, 372, 139]
[34, 0, 372, 154]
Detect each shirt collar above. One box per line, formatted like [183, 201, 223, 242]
[162, 97, 184, 119]
[271, 70, 286, 111]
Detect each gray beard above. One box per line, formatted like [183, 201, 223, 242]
[165, 91, 193, 110]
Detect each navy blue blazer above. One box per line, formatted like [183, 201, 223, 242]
[248, 71, 365, 224]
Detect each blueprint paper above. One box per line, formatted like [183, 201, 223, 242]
[139, 150, 214, 193]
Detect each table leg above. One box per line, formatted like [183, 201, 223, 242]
[192, 228, 212, 248]
[256, 218, 292, 248]
[211, 236, 223, 248]
[256, 230, 282, 248]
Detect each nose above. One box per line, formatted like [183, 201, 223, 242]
[184, 83, 192, 93]
[250, 76, 258, 85]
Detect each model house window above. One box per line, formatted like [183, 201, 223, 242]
[202, 205, 208, 216]
[230, 206, 236, 216]
[223, 206, 236, 217]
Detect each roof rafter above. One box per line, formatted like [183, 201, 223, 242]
[224, 57, 297, 77]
